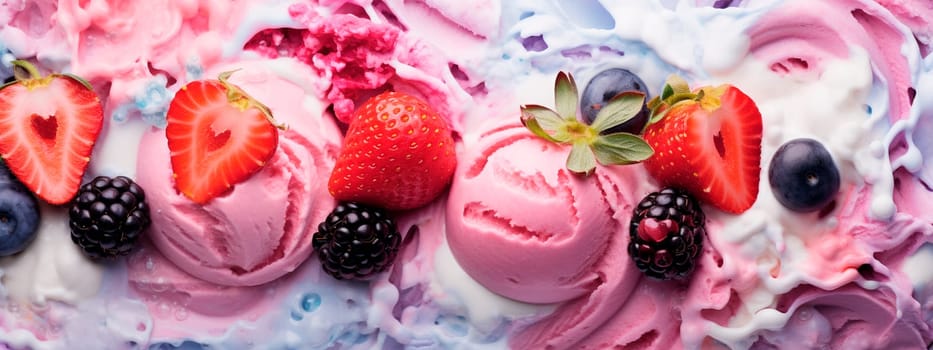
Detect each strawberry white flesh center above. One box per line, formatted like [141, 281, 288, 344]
[713, 131, 726, 158]
[186, 103, 260, 191]
[0, 77, 103, 204]
[30, 114, 58, 148]
[207, 128, 232, 153]
[690, 102, 736, 182]
[166, 78, 279, 204]
[205, 108, 238, 153]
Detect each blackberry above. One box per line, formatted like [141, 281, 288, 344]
[312, 202, 402, 280]
[627, 188, 705, 280]
[69, 176, 150, 259]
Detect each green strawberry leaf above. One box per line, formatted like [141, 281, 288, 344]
[647, 106, 669, 126]
[567, 140, 597, 174]
[661, 83, 674, 100]
[666, 75, 690, 95]
[647, 92, 697, 128]
[647, 95, 661, 110]
[521, 111, 562, 143]
[523, 71, 658, 176]
[11, 60, 41, 81]
[554, 71, 578, 121]
[591, 133, 654, 165]
[647, 75, 699, 128]
[522, 104, 565, 133]
[590, 91, 645, 134]
[663, 92, 698, 106]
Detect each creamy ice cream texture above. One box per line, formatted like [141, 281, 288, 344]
[137, 60, 341, 287]
[0, 0, 929, 349]
[446, 118, 654, 304]
[445, 0, 933, 348]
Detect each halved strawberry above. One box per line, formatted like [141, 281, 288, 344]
[643, 77, 762, 213]
[166, 71, 283, 204]
[0, 60, 103, 204]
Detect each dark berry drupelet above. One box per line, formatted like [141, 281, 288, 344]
[628, 188, 706, 280]
[69, 176, 150, 259]
[313, 202, 402, 280]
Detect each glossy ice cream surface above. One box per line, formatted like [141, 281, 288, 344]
[137, 61, 341, 287]
[0, 0, 929, 349]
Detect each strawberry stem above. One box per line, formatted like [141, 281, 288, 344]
[217, 69, 288, 131]
[646, 75, 703, 128]
[11, 60, 41, 81]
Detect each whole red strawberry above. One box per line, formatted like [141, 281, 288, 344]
[643, 76, 762, 213]
[166, 71, 284, 204]
[0, 60, 103, 204]
[329, 91, 456, 210]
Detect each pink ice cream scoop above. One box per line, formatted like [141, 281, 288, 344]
[446, 119, 654, 304]
[447, 119, 695, 349]
[136, 62, 341, 287]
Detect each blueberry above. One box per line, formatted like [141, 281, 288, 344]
[580, 68, 650, 134]
[0, 179, 40, 256]
[768, 138, 841, 212]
